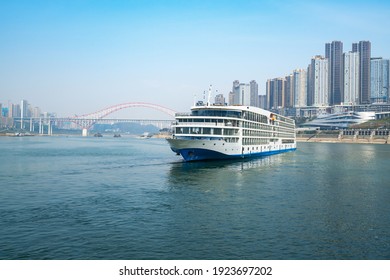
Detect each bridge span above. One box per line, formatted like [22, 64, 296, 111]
[14, 117, 173, 135]
[14, 102, 177, 136]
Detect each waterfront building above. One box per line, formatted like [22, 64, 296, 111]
[21, 99, 29, 118]
[302, 111, 375, 129]
[214, 93, 226, 105]
[292, 69, 307, 107]
[307, 63, 314, 106]
[231, 80, 240, 105]
[9, 103, 21, 118]
[228, 91, 235, 106]
[344, 51, 360, 105]
[284, 74, 294, 108]
[231, 80, 259, 107]
[31, 106, 42, 118]
[370, 57, 389, 103]
[352, 41, 371, 104]
[258, 94, 266, 109]
[266, 77, 285, 110]
[325, 41, 344, 105]
[250, 80, 259, 107]
[308, 55, 329, 106]
[239, 83, 251, 106]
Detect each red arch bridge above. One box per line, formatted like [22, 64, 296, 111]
[15, 102, 177, 135]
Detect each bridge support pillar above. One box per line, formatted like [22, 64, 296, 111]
[82, 128, 88, 137]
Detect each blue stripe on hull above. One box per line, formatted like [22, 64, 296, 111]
[178, 147, 296, 161]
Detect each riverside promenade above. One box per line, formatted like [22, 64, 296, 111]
[297, 129, 390, 144]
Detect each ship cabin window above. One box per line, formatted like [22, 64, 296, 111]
[203, 128, 211, 134]
[242, 111, 268, 124]
[192, 110, 241, 118]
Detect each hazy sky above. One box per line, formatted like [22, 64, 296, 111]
[1, 0, 389, 118]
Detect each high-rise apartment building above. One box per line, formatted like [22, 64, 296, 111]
[370, 57, 389, 103]
[308, 55, 329, 106]
[258, 95, 266, 109]
[266, 78, 285, 109]
[214, 93, 226, 105]
[249, 80, 259, 107]
[284, 74, 293, 108]
[343, 51, 360, 105]
[231, 80, 240, 105]
[325, 41, 344, 105]
[240, 83, 251, 106]
[352, 41, 371, 104]
[230, 80, 259, 107]
[292, 69, 307, 107]
[311, 55, 329, 106]
[21, 99, 29, 118]
[9, 103, 21, 118]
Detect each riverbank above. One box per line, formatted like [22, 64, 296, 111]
[297, 136, 389, 144]
[297, 128, 390, 144]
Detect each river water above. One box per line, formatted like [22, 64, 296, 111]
[0, 136, 389, 259]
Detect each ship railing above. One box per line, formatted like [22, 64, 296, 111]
[175, 112, 192, 116]
[173, 122, 239, 127]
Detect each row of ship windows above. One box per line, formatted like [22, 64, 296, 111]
[242, 138, 270, 145]
[242, 121, 295, 131]
[175, 127, 295, 137]
[175, 127, 239, 136]
[242, 111, 293, 124]
[242, 138, 295, 145]
[242, 112, 269, 123]
[176, 118, 294, 131]
[243, 131, 295, 138]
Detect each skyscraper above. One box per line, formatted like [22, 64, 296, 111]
[352, 41, 371, 104]
[266, 78, 285, 109]
[325, 41, 344, 105]
[370, 57, 389, 103]
[284, 74, 293, 108]
[231, 80, 240, 105]
[240, 83, 251, 106]
[308, 56, 329, 106]
[214, 93, 226, 105]
[249, 80, 259, 107]
[292, 69, 307, 107]
[231, 80, 258, 107]
[21, 99, 29, 118]
[344, 51, 360, 105]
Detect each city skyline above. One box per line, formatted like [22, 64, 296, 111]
[1, 0, 390, 118]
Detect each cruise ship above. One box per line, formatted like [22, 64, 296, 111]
[167, 102, 296, 161]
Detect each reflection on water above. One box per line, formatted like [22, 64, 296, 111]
[168, 154, 288, 190]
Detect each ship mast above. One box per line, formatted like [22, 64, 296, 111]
[207, 84, 212, 106]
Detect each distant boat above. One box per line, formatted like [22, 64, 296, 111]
[94, 133, 103, 137]
[139, 132, 152, 139]
[113, 134, 121, 138]
[9, 132, 34, 137]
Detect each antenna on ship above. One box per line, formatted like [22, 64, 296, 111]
[207, 84, 212, 106]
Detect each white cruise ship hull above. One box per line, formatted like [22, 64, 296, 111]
[167, 138, 296, 161]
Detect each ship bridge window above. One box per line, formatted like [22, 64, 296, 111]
[192, 110, 241, 118]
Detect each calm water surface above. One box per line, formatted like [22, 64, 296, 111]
[0, 136, 389, 259]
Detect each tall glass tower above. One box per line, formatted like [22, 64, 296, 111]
[325, 41, 343, 105]
[370, 57, 389, 103]
[352, 41, 371, 104]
